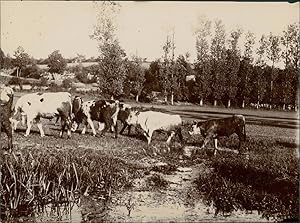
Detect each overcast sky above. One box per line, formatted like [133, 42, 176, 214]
[1, 1, 299, 63]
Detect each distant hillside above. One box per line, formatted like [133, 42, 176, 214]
[37, 61, 151, 70]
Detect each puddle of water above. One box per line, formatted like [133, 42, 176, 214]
[12, 163, 271, 222]
[103, 190, 269, 222]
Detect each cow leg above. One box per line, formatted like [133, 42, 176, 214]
[87, 118, 96, 136]
[24, 117, 33, 137]
[176, 127, 184, 144]
[36, 119, 45, 137]
[81, 119, 88, 135]
[213, 138, 218, 156]
[98, 122, 104, 131]
[60, 119, 66, 138]
[2, 121, 13, 150]
[200, 136, 211, 149]
[114, 121, 118, 138]
[119, 122, 127, 135]
[101, 121, 111, 136]
[146, 130, 153, 145]
[127, 125, 132, 135]
[166, 131, 175, 152]
[21, 115, 26, 126]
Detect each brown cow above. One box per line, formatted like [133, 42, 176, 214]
[189, 114, 247, 155]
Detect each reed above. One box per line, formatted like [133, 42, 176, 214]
[0, 146, 137, 220]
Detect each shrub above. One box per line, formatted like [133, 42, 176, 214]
[62, 78, 73, 89]
[39, 77, 49, 86]
[195, 144, 299, 220]
[8, 77, 22, 85]
[23, 65, 41, 79]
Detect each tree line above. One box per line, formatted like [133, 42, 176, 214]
[0, 2, 298, 110]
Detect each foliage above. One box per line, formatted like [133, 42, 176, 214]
[0, 48, 5, 69]
[91, 1, 126, 99]
[194, 17, 212, 104]
[97, 39, 127, 98]
[46, 50, 67, 74]
[195, 139, 299, 220]
[12, 46, 32, 77]
[159, 35, 174, 102]
[124, 56, 146, 101]
[210, 20, 227, 105]
[224, 29, 242, 107]
[0, 147, 137, 219]
[174, 55, 194, 101]
[68, 64, 98, 84]
[62, 78, 73, 89]
[8, 77, 22, 86]
[22, 64, 42, 79]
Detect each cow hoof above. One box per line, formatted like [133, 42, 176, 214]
[24, 134, 29, 137]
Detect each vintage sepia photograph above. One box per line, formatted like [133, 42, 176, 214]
[0, 1, 299, 222]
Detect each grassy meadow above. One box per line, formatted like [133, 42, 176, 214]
[0, 91, 299, 222]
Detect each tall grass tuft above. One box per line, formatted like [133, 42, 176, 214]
[194, 139, 299, 221]
[0, 147, 137, 220]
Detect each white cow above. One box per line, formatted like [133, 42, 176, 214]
[11, 92, 72, 138]
[126, 110, 183, 149]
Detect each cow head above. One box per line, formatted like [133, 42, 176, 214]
[188, 121, 202, 135]
[72, 96, 83, 116]
[0, 86, 13, 105]
[126, 110, 140, 125]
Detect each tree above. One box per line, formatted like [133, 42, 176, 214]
[210, 20, 227, 106]
[0, 48, 5, 69]
[238, 31, 255, 108]
[224, 28, 242, 108]
[194, 16, 212, 105]
[125, 56, 146, 102]
[143, 60, 161, 97]
[174, 54, 194, 102]
[46, 50, 67, 74]
[97, 39, 126, 98]
[12, 46, 32, 77]
[266, 33, 281, 108]
[91, 2, 126, 99]
[159, 35, 173, 103]
[253, 35, 269, 108]
[281, 23, 299, 111]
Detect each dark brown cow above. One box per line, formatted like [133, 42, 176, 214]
[189, 114, 247, 155]
[0, 86, 14, 150]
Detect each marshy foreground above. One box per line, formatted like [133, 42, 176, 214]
[0, 116, 299, 222]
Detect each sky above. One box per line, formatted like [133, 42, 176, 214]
[1, 1, 299, 64]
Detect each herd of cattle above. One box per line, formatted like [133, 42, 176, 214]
[1, 85, 248, 156]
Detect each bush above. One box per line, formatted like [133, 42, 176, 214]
[23, 64, 41, 79]
[195, 144, 299, 220]
[8, 77, 22, 85]
[39, 77, 49, 86]
[62, 78, 73, 89]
